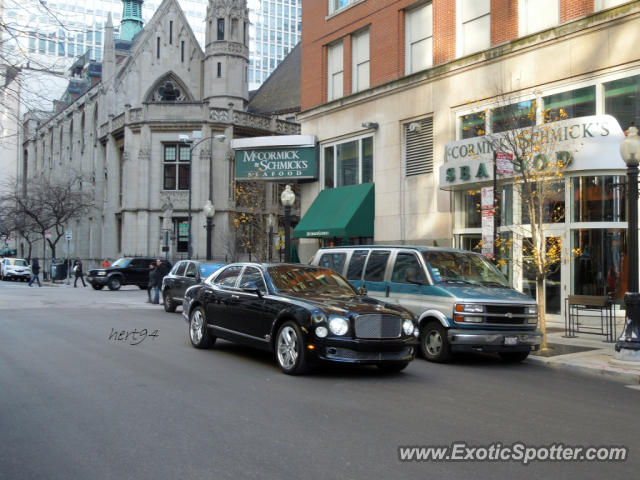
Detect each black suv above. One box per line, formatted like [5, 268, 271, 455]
[87, 257, 158, 291]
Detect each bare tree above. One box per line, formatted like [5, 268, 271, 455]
[478, 98, 577, 349]
[1, 175, 93, 260]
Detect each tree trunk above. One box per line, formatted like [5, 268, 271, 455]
[536, 275, 548, 350]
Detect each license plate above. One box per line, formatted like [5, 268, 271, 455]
[505, 337, 518, 346]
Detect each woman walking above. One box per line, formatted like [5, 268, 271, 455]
[73, 258, 86, 287]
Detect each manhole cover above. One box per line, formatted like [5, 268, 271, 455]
[532, 343, 598, 357]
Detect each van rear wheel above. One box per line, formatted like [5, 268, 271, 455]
[420, 321, 452, 363]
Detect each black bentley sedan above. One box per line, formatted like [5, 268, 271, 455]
[161, 261, 225, 312]
[183, 263, 419, 375]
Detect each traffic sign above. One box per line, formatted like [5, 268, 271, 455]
[65, 230, 73, 241]
[44, 232, 52, 239]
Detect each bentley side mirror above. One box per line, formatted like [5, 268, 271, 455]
[241, 282, 263, 297]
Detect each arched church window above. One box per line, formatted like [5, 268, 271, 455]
[152, 80, 186, 102]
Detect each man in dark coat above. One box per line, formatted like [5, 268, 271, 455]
[29, 258, 42, 287]
[147, 262, 156, 303]
[152, 258, 170, 304]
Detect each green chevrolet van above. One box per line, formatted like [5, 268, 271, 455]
[311, 246, 541, 363]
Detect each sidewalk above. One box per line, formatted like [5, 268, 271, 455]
[528, 321, 640, 385]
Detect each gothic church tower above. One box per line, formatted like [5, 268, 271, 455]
[204, 0, 249, 109]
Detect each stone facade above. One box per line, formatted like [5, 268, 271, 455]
[18, 0, 299, 268]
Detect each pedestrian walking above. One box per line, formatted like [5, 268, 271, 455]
[73, 258, 86, 287]
[152, 258, 170, 304]
[147, 262, 156, 303]
[28, 258, 42, 287]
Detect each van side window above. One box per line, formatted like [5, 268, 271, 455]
[391, 253, 425, 283]
[318, 253, 346, 273]
[346, 250, 369, 280]
[364, 251, 390, 282]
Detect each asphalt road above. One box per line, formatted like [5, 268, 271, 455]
[1, 281, 638, 480]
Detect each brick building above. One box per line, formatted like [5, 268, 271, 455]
[295, 0, 640, 320]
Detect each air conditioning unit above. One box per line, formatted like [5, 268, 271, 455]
[408, 122, 422, 133]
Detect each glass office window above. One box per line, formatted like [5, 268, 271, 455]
[492, 100, 536, 133]
[323, 136, 374, 189]
[460, 112, 486, 139]
[542, 86, 596, 122]
[604, 75, 640, 132]
[361, 137, 373, 184]
[336, 141, 358, 187]
[324, 146, 334, 189]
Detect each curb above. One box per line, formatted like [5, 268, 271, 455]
[527, 355, 640, 385]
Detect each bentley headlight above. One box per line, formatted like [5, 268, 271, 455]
[402, 319, 414, 336]
[328, 317, 349, 336]
[311, 311, 327, 324]
[315, 326, 328, 338]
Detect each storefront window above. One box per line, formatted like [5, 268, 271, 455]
[497, 185, 513, 227]
[572, 176, 626, 222]
[323, 135, 374, 189]
[460, 112, 485, 139]
[542, 86, 595, 122]
[604, 75, 640, 132]
[572, 229, 627, 301]
[491, 100, 535, 134]
[462, 190, 481, 228]
[496, 231, 513, 282]
[521, 181, 565, 224]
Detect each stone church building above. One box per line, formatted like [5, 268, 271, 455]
[18, 0, 299, 267]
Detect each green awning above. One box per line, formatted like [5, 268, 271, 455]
[294, 183, 374, 239]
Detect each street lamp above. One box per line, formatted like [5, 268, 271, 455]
[280, 185, 295, 263]
[266, 213, 275, 262]
[180, 132, 226, 259]
[203, 200, 215, 261]
[616, 125, 640, 361]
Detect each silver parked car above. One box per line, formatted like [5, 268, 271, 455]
[0, 258, 32, 282]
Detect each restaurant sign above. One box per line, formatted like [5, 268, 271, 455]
[235, 147, 317, 180]
[440, 115, 626, 189]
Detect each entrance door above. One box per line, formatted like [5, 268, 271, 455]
[522, 235, 562, 315]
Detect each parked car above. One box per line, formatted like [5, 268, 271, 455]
[183, 263, 419, 375]
[161, 261, 225, 312]
[87, 257, 160, 291]
[0, 258, 32, 281]
[311, 246, 541, 363]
